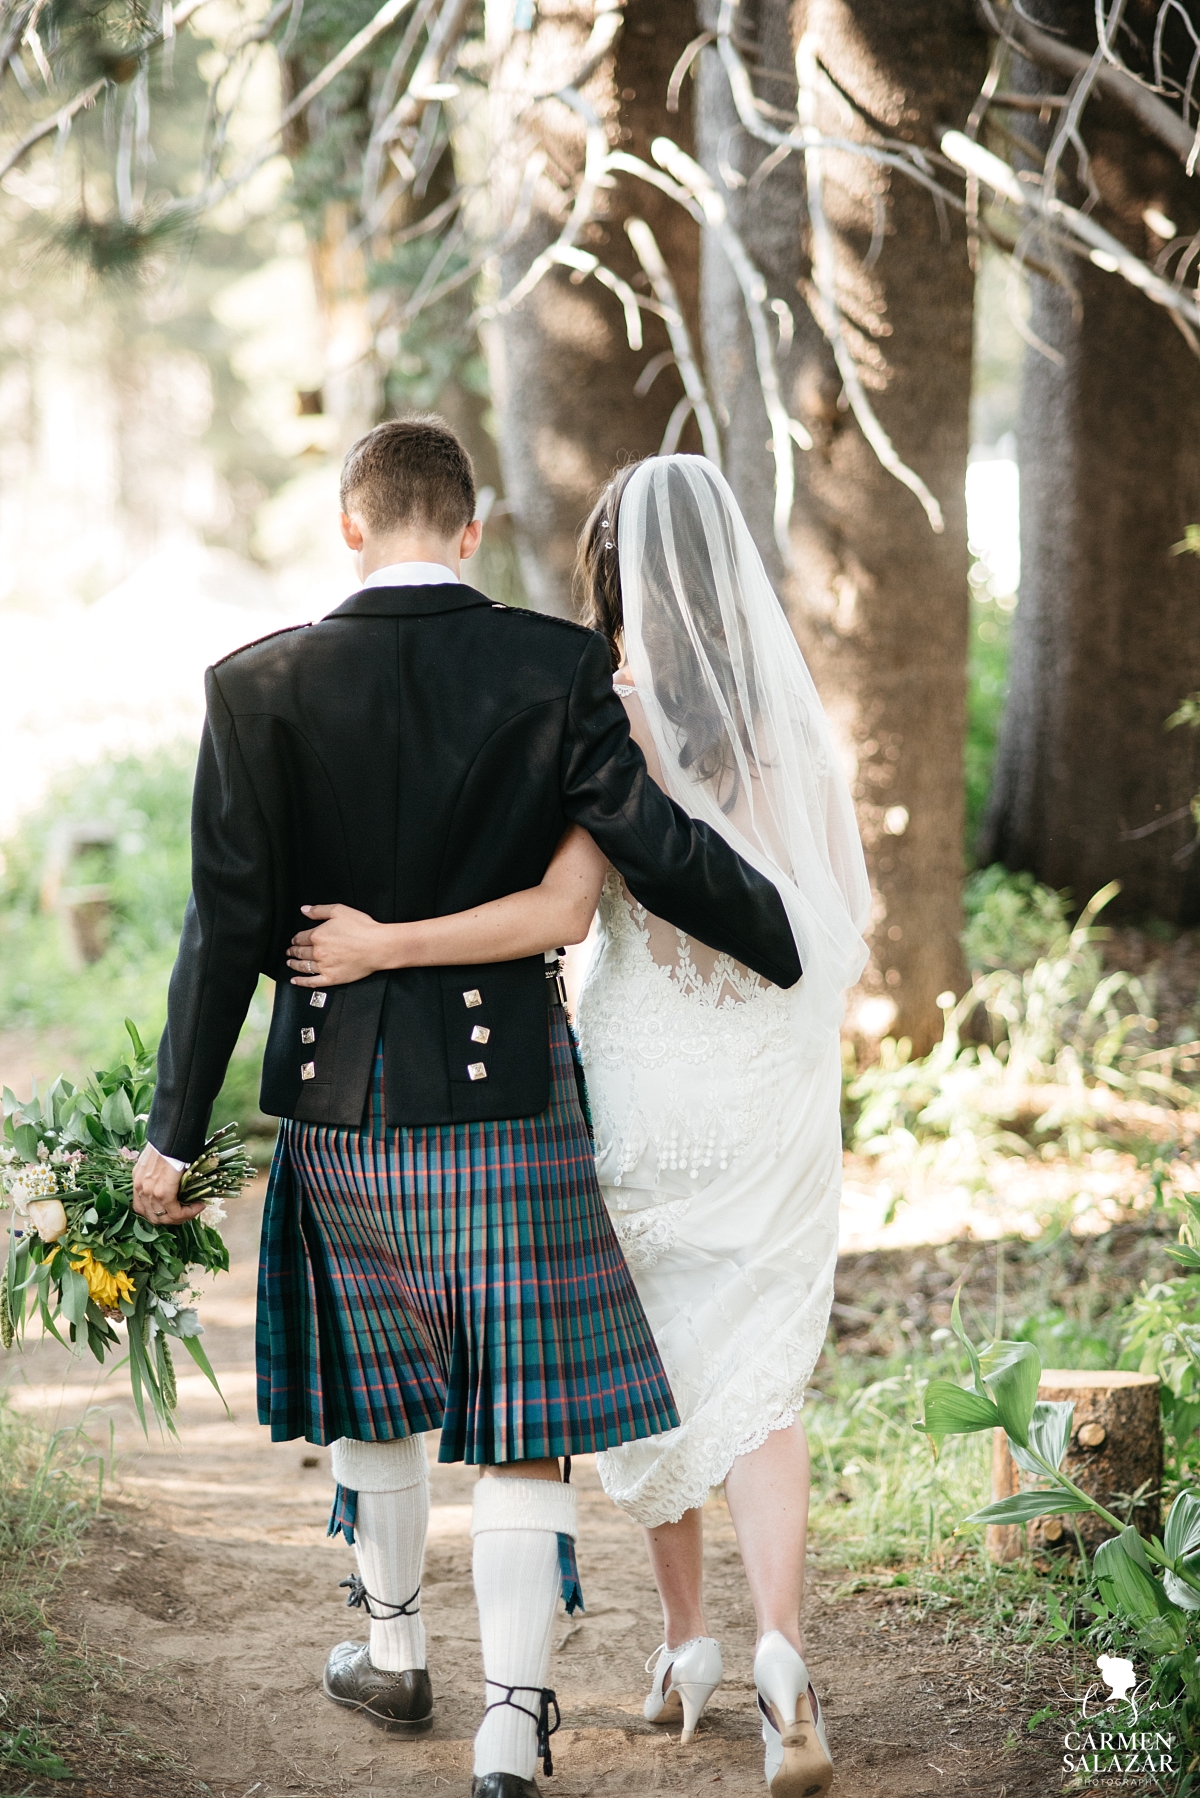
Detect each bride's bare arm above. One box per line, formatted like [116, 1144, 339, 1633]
[286, 825, 607, 988]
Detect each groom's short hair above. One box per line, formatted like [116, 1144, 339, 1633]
[340, 415, 476, 538]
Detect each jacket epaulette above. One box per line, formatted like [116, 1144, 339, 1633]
[211, 622, 312, 669]
[492, 604, 597, 640]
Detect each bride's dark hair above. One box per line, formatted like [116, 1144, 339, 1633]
[576, 458, 758, 809]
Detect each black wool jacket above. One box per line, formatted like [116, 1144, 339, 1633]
[148, 580, 802, 1162]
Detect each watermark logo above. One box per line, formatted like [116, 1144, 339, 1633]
[1059, 1657, 1178, 1783]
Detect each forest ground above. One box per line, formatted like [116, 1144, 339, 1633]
[0, 1186, 1091, 1798]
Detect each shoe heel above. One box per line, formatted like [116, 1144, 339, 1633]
[675, 1676, 721, 1745]
[754, 1633, 832, 1798]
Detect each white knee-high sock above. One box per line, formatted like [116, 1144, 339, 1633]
[331, 1436, 429, 1673]
[470, 1477, 578, 1781]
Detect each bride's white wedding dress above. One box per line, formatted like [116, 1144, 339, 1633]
[573, 455, 869, 1531]
[577, 870, 843, 1528]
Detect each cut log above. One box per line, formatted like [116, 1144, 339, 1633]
[986, 1370, 1162, 1562]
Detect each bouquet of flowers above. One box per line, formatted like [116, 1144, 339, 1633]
[0, 1021, 254, 1432]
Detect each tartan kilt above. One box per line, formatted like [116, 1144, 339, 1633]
[255, 1007, 679, 1463]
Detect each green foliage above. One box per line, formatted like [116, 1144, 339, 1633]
[0, 1022, 248, 1432]
[0, 750, 275, 1137]
[807, 1343, 993, 1569]
[846, 882, 1192, 1185]
[962, 864, 1072, 975]
[916, 1301, 1200, 1770]
[1122, 1171, 1200, 1482]
[964, 571, 1015, 856]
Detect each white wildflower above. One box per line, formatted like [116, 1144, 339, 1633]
[200, 1196, 227, 1228]
[19, 1165, 58, 1199]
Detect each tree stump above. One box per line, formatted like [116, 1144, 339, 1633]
[985, 1370, 1162, 1562]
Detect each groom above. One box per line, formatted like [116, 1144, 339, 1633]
[132, 415, 800, 1797]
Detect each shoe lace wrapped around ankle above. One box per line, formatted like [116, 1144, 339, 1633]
[483, 1681, 561, 1775]
[339, 1573, 420, 1620]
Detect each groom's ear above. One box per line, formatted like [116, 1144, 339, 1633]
[459, 518, 483, 562]
[340, 512, 365, 552]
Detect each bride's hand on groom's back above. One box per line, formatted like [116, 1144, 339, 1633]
[287, 904, 392, 986]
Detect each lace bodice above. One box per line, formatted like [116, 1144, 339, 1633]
[575, 871, 796, 1196]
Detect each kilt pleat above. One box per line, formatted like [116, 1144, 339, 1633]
[255, 1009, 679, 1462]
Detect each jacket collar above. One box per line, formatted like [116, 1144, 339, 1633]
[326, 581, 496, 620]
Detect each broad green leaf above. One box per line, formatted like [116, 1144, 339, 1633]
[915, 1379, 1002, 1444]
[950, 1288, 985, 1396]
[1166, 1244, 1200, 1268]
[100, 1087, 135, 1137]
[1162, 1494, 1200, 1610]
[13, 1122, 41, 1161]
[59, 1266, 90, 1327]
[180, 1331, 229, 1413]
[979, 1339, 1041, 1448]
[1165, 1492, 1200, 1562]
[965, 1489, 1094, 1527]
[1010, 1399, 1075, 1477]
[124, 1019, 146, 1059]
[1093, 1529, 1181, 1643]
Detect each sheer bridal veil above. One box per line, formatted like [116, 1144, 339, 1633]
[617, 455, 870, 1045]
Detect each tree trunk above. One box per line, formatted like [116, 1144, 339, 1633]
[989, 1370, 1162, 1561]
[979, 1, 1200, 926]
[695, 0, 987, 1050]
[483, 0, 702, 617]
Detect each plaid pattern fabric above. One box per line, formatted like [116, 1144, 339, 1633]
[256, 1010, 678, 1462]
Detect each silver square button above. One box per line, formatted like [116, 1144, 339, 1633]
[467, 1061, 487, 1081]
[310, 991, 327, 1009]
[471, 1025, 491, 1044]
[300, 1061, 316, 1081]
[463, 989, 482, 1009]
[300, 1027, 315, 1044]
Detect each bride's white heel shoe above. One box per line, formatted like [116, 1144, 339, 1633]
[644, 1636, 723, 1743]
[754, 1631, 833, 1798]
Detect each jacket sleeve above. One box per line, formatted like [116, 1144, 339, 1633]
[147, 669, 275, 1161]
[561, 632, 802, 989]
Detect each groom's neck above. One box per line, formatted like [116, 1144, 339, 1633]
[356, 529, 462, 580]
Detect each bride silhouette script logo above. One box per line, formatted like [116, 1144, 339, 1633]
[1060, 1657, 1178, 1782]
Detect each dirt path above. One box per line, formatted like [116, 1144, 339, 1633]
[6, 1187, 1071, 1798]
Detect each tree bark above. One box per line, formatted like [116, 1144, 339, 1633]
[979, 0, 1200, 926]
[695, 0, 987, 1050]
[990, 1370, 1162, 1559]
[483, 0, 702, 616]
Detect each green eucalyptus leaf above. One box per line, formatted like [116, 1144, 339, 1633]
[59, 1266, 90, 1327]
[964, 1488, 1094, 1527]
[13, 1122, 41, 1161]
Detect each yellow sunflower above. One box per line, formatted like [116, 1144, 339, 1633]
[68, 1248, 136, 1311]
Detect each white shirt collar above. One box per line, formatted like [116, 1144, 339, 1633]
[361, 561, 460, 589]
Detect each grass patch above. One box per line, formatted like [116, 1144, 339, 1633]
[0, 1398, 206, 1796]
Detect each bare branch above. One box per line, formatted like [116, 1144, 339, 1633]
[796, 35, 946, 535]
[647, 136, 811, 564]
[625, 216, 723, 465]
[0, 0, 215, 183]
[942, 129, 1200, 337]
[667, 31, 713, 114]
[981, 0, 1200, 168]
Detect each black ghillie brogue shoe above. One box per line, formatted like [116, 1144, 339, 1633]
[322, 1640, 433, 1732]
[470, 1777, 541, 1798]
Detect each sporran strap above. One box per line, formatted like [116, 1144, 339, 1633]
[339, 1572, 421, 1620]
[483, 1681, 561, 1776]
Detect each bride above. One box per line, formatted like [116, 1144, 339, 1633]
[286, 455, 868, 1797]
